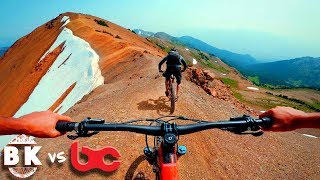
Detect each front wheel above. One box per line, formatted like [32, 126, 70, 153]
[170, 84, 175, 114]
[155, 171, 160, 180]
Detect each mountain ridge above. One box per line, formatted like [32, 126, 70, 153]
[244, 56, 320, 88]
[133, 29, 258, 68]
[178, 35, 257, 67]
[0, 47, 9, 57]
[134, 29, 320, 89]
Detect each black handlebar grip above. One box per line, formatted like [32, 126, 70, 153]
[55, 121, 76, 132]
[260, 117, 273, 128]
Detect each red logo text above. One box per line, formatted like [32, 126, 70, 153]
[71, 141, 121, 172]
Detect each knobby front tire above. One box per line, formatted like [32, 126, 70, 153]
[170, 84, 175, 114]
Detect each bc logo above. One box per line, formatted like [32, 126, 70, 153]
[71, 141, 121, 172]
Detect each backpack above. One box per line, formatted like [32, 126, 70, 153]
[166, 51, 181, 65]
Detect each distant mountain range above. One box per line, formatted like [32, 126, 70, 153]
[134, 29, 155, 37]
[133, 29, 258, 69]
[244, 56, 320, 88]
[134, 29, 320, 89]
[0, 47, 8, 57]
[177, 36, 257, 68]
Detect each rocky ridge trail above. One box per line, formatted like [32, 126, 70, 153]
[30, 56, 319, 179]
[0, 12, 318, 180]
[185, 67, 257, 115]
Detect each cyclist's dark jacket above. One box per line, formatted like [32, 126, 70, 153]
[158, 51, 187, 84]
[158, 51, 187, 71]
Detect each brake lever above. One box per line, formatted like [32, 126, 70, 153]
[221, 115, 263, 136]
[231, 130, 264, 136]
[220, 127, 264, 136]
[83, 117, 105, 124]
[67, 117, 105, 140]
[67, 131, 100, 140]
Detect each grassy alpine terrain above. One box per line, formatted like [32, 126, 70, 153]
[243, 56, 320, 89]
[143, 33, 320, 113]
[133, 29, 320, 90]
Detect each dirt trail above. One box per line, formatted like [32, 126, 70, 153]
[6, 53, 316, 180]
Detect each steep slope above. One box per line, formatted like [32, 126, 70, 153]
[0, 13, 319, 180]
[244, 56, 320, 88]
[0, 16, 64, 116]
[0, 12, 163, 150]
[0, 12, 163, 117]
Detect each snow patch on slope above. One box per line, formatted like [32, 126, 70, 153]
[0, 18, 104, 151]
[247, 87, 259, 91]
[60, 16, 70, 28]
[192, 58, 197, 65]
[302, 134, 318, 138]
[14, 27, 104, 117]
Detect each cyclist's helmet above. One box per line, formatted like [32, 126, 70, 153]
[171, 48, 177, 51]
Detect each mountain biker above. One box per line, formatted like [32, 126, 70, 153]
[0, 111, 72, 138]
[259, 106, 320, 131]
[158, 48, 187, 100]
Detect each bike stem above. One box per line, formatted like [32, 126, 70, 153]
[161, 122, 178, 145]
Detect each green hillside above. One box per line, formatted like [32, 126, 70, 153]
[243, 57, 320, 89]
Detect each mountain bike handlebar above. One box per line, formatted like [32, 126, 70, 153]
[55, 116, 273, 137]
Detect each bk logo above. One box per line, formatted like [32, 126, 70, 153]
[71, 141, 121, 172]
[3, 135, 41, 178]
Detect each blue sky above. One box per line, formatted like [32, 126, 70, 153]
[1, 0, 319, 60]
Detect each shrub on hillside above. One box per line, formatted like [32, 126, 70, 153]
[94, 19, 109, 27]
[266, 92, 320, 112]
[199, 52, 209, 60]
[103, 30, 113, 36]
[209, 53, 216, 57]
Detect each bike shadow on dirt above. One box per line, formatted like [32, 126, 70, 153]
[125, 155, 150, 180]
[137, 96, 171, 116]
